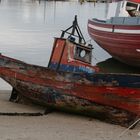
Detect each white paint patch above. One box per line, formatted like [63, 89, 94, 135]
[88, 24, 112, 32]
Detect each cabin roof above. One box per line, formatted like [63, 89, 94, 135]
[112, 0, 140, 3]
[129, 0, 140, 3]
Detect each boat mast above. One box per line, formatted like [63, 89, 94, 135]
[61, 15, 86, 45]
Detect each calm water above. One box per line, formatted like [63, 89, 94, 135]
[0, 0, 109, 65]
[0, 0, 139, 89]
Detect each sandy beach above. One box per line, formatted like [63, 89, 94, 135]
[0, 90, 139, 140]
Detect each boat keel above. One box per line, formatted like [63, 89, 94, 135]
[9, 88, 19, 103]
[9, 88, 35, 105]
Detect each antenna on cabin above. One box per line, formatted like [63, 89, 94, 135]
[61, 15, 86, 45]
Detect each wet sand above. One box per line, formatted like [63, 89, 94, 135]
[0, 90, 139, 140]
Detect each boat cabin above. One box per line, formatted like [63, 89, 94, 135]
[106, 0, 140, 19]
[48, 37, 99, 74]
[48, 16, 99, 74]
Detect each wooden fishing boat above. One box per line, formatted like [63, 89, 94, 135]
[0, 16, 139, 127]
[88, 16, 140, 67]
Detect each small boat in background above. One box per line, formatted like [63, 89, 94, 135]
[88, 16, 140, 67]
[106, 0, 140, 18]
[0, 16, 139, 127]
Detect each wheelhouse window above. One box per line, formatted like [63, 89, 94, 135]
[125, 2, 140, 16]
[74, 45, 92, 64]
[126, 2, 138, 11]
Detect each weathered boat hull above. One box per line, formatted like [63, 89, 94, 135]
[0, 54, 139, 127]
[88, 17, 140, 67]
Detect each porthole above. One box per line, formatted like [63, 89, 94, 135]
[80, 50, 86, 58]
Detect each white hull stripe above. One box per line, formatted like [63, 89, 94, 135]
[88, 23, 140, 34]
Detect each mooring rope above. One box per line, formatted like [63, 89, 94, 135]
[14, 72, 17, 87]
[0, 112, 43, 116]
[116, 118, 140, 139]
[0, 108, 52, 116]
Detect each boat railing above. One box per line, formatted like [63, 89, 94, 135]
[108, 17, 140, 25]
[93, 17, 140, 25]
[93, 18, 106, 23]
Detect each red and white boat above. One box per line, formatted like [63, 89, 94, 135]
[88, 16, 140, 67]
